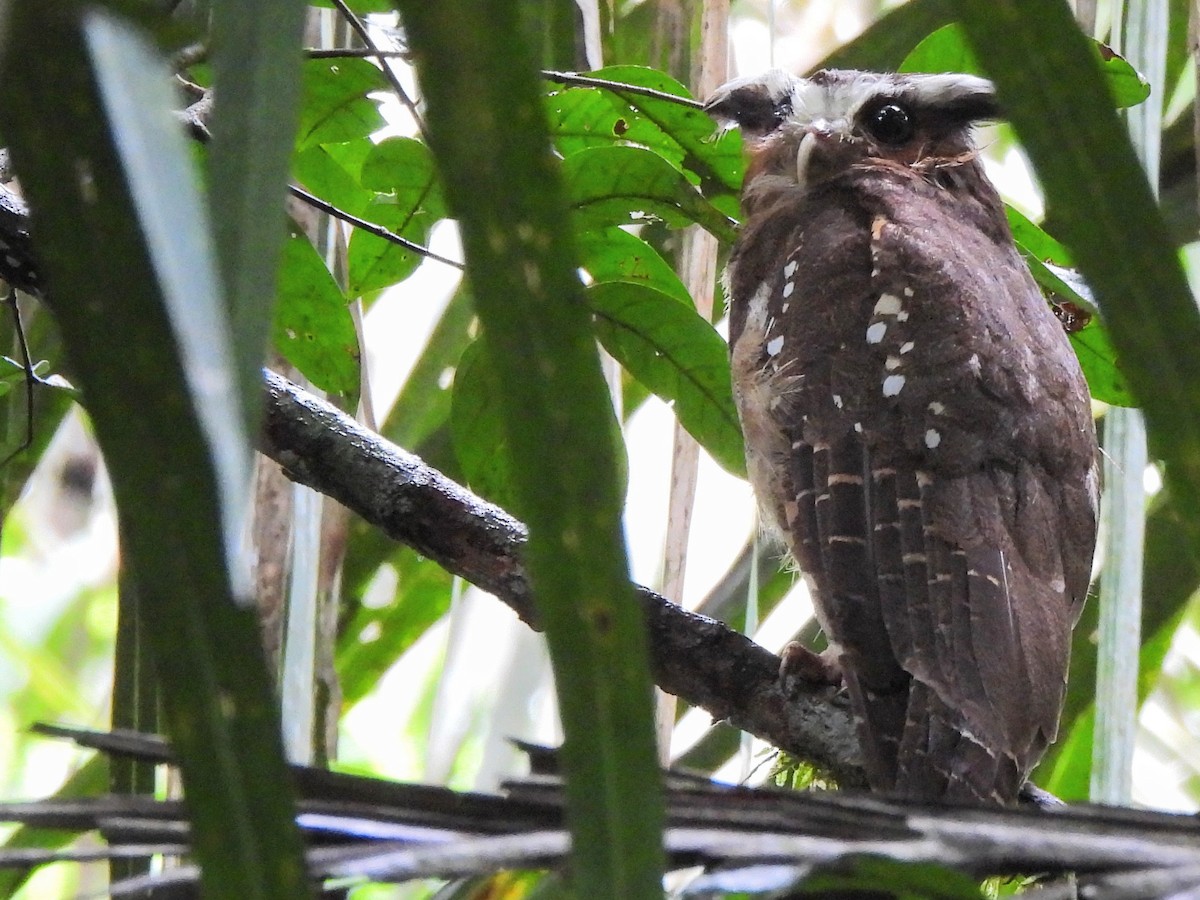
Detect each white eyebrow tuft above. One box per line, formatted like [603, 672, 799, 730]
[792, 70, 996, 127]
[901, 72, 995, 108]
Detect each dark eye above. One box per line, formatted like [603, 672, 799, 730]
[865, 103, 914, 145]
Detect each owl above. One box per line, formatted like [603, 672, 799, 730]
[705, 69, 1100, 804]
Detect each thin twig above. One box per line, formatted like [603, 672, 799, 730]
[0, 288, 34, 468]
[307, 47, 411, 60]
[171, 97, 456, 272]
[287, 185, 463, 271]
[542, 69, 705, 108]
[327, 0, 426, 135]
[173, 45, 414, 70]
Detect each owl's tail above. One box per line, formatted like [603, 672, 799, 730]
[892, 679, 1030, 804]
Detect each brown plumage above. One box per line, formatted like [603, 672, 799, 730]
[706, 69, 1099, 804]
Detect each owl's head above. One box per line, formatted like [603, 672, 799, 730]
[705, 69, 999, 201]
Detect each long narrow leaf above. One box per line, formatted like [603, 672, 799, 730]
[209, 0, 309, 436]
[0, 7, 308, 898]
[393, 3, 665, 897]
[588, 282, 744, 476]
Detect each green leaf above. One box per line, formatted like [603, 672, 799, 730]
[209, 0, 308, 442]
[564, 145, 737, 242]
[339, 288, 477, 609]
[347, 138, 446, 295]
[381, 284, 475, 453]
[0, 309, 74, 515]
[1067, 320, 1134, 408]
[450, 339, 518, 513]
[0, 6, 308, 898]
[588, 282, 744, 476]
[901, 23, 1150, 109]
[577, 227, 692, 306]
[276, 229, 360, 397]
[0, 754, 107, 898]
[897, 22, 982, 75]
[293, 141, 374, 217]
[359, 135, 442, 199]
[953, 1, 1200, 540]
[546, 65, 743, 194]
[1006, 205, 1072, 265]
[296, 57, 387, 150]
[309, 0, 395, 10]
[818, 0, 956, 73]
[1005, 208, 1134, 406]
[452, 337, 628, 517]
[798, 855, 983, 899]
[1098, 42, 1154, 109]
[347, 200, 438, 295]
[337, 546, 454, 707]
[398, 2, 665, 895]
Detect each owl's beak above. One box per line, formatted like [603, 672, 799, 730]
[795, 124, 839, 190]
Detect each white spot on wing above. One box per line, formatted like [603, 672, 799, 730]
[784, 260, 798, 279]
[899, 341, 914, 354]
[832, 394, 844, 409]
[885, 355, 902, 371]
[896, 310, 910, 322]
[766, 335, 784, 356]
[903, 286, 914, 298]
[873, 293, 902, 316]
[745, 283, 772, 332]
[865, 322, 887, 344]
[854, 422, 863, 433]
[927, 401, 946, 415]
[782, 281, 795, 298]
[925, 428, 941, 449]
[882, 374, 905, 397]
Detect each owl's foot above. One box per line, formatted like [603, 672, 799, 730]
[778, 642, 843, 686]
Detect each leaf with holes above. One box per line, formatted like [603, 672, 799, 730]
[275, 229, 359, 397]
[296, 57, 387, 150]
[546, 65, 743, 195]
[347, 137, 446, 295]
[588, 282, 744, 476]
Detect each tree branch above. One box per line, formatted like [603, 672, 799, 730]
[0, 134, 861, 784]
[260, 369, 864, 785]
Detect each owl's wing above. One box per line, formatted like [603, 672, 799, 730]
[730, 170, 1098, 802]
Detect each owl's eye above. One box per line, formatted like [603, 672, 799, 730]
[865, 103, 914, 145]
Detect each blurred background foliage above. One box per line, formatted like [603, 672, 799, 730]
[0, 0, 1198, 896]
